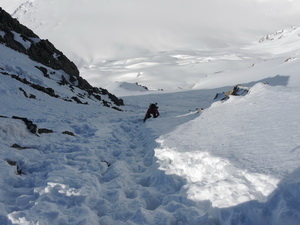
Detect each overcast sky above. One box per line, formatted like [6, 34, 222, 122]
[2, 0, 300, 62]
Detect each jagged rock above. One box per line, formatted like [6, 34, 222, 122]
[135, 82, 149, 90]
[12, 116, 37, 134]
[213, 92, 228, 101]
[58, 75, 70, 86]
[98, 87, 124, 106]
[38, 128, 54, 134]
[19, 87, 36, 99]
[62, 131, 75, 136]
[71, 96, 88, 104]
[92, 94, 101, 101]
[112, 106, 123, 111]
[17, 166, 24, 175]
[214, 85, 249, 101]
[11, 143, 28, 150]
[0, 7, 78, 74]
[102, 100, 110, 107]
[225, 85, 249, 96]
[101, 160, 111, 167]
[196, 108, 204, 113]
[0, 7, 124, 108]
[8, 73, 59, 98]
[108, 92, 124, 106]
[0, 7, 80, 87]
[6, 160, 17, 166]
[35, 66, 49, 78]
[30, 84, 58, 98]
[6, 160, 25, 175]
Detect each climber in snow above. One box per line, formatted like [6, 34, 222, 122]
[143, 103, 160, 122]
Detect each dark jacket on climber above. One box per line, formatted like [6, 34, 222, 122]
[143, 103, 160, 122]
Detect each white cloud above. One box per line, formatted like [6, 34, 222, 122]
[3, 0, 300, 62]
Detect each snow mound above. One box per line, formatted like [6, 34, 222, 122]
[105, 82, 149, 97]
[155, 82, 300, 223]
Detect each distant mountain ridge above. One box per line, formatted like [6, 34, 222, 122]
[0, 7, 124, 109]
[259, 27, 300, 43]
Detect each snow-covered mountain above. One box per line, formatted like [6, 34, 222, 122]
[2, 0, 300, 90]
[0, 2, 300, 225]
[0, 7, 123, 109]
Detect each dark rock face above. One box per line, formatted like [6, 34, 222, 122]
[0, 7, 80, 84]
[6, 160, 24, 175]
[28, 40, 79, 78]
[11, 144, 28, 150]
[62, 131, 75, 136]
[12, 116, 38, 134]
[0, 7, 124, 108]
[38, 128, 54, 134]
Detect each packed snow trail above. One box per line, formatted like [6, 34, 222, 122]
[95, 115, 209, 224]
[1, 83, 219, 224]
[76, 87, 226, 224]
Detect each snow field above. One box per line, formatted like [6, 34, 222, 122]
[153, 83, 300, 224]
[1, 30, 300, 223]
[1, 2, 300, 223]
[1, 55, 300, 224]
[0, 85, 207, 224]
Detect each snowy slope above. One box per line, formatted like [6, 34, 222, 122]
[0, 2, 300, 225]
[1, 41, 300, 224]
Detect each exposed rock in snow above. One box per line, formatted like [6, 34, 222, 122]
[0, 7, 124, 109]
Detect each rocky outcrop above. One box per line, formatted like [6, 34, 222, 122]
[214, 85, 250, 101]
[0, 7, 79, 83]
[6, 160, 24, 175]
[0, 7, 124, 108]
[12, 116, 38, 134]
[62, 131, 75, 136]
